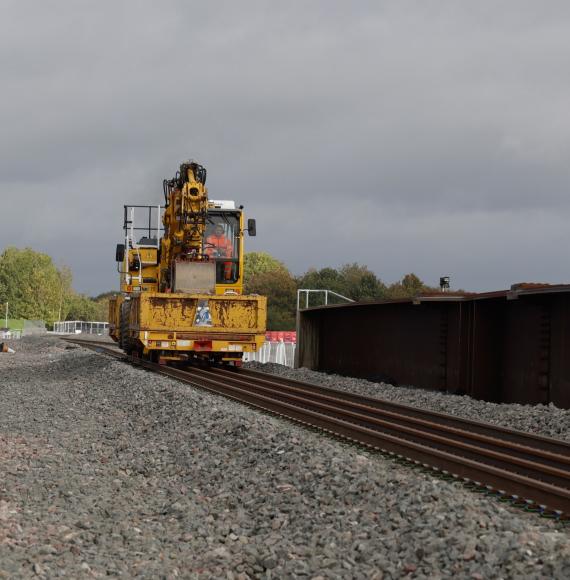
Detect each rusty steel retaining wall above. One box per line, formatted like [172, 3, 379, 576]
[296, 285, 570, 409]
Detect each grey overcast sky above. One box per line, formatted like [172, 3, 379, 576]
[1, 1, 570, 295]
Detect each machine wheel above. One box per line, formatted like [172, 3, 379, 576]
[119, 302, 132, 354]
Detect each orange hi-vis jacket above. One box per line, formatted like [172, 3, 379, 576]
[205, 234, 233, 279]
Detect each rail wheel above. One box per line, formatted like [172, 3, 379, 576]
[119, 302, 132, 354]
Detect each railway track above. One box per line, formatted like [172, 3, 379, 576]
[64, 337, 570, 518]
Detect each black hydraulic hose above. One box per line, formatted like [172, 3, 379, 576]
[163, 179, 169, 205]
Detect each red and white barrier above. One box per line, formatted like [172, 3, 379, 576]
[265, 331, 296, 344]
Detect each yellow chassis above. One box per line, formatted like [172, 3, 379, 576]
[109, 292, 266, 362]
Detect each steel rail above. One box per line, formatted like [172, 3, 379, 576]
[234, 366, 570, 457]
[63, 338, 570, 516]
[218, 367, 570, 468]
[187, 366, 570, 488]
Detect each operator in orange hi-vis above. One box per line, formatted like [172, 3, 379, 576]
[205, 223, 234, 279]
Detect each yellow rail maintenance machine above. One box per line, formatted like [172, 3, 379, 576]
[109, 160, 267, 364]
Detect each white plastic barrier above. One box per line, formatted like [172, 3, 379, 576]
[243, 341, 296, 368]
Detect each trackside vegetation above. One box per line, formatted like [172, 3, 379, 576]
[0, 247, 111, 327]
[0, 247, 438, 331]
[244, 251, 439, 330]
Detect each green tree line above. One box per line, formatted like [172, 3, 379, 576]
[244, 252, 440, 330]
[0, 246, 441, 331]
[0, 247, 111, 327]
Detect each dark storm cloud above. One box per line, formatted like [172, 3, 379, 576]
[1, 1, 569, 294]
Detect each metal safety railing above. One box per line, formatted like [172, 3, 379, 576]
[52, 321, 109, 335]
[297, 289, 354, 310]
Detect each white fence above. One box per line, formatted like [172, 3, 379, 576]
[53, 321, 109, 335]
[1, 320, 46, 338]
[0, 330, 22, 340]
[243, 341, 296, 368]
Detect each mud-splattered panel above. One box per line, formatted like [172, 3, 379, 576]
[140, 296, 198, 330]
[209, 299, 261, 330]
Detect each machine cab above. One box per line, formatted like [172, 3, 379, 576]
[206, 200, 244, 290]
[116, 201, 255, 296]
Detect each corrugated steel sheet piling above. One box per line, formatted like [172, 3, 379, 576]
[297, 284, 570, 409]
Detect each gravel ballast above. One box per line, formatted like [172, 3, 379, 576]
[0, 337, 569, 578]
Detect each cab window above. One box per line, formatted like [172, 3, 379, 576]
[204, 212, 240, 283]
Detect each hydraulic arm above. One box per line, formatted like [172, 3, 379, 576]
[160, 162, 209, 292]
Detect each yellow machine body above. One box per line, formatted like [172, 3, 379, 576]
[109, 161, 266, 363]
